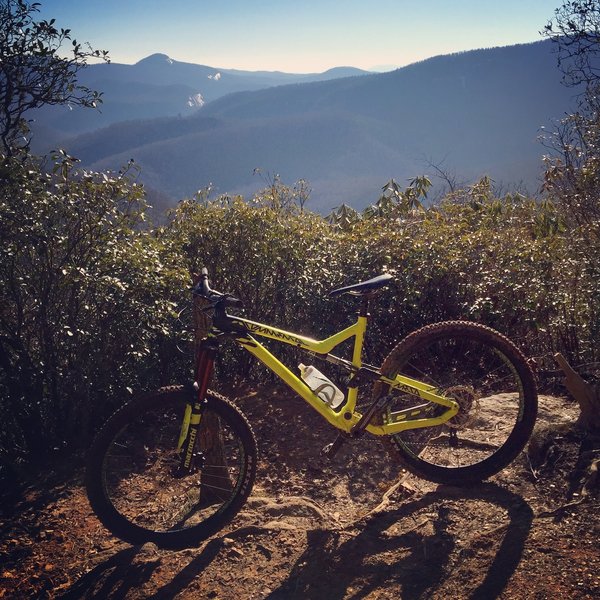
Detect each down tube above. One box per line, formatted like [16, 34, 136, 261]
[237, 337, 359, 433]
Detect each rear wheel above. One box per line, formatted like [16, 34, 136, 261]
[86, 386, 257, 549]
[376, 321, 537, 484]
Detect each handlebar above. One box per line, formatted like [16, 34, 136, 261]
[193, 267, 243, 308]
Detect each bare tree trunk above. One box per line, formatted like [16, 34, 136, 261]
[198, 409, 233, 505]
[555, 353, 600, 432]
[526, 353, 599, 502]
[192, 286, 211, 344]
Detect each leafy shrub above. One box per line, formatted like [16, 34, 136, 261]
[165, 176, 598, 378]
[0, 154, 188, 458]
[1, 164, 597, 463]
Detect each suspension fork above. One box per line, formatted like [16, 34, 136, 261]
[177, 340, 217, 473]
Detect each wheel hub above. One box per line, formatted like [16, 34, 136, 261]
[444, 385, 479, 430]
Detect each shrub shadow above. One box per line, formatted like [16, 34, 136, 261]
[59, 547, 156, 600]
[265, 482, 533, 600]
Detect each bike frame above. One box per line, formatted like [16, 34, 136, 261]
[192, 309, 459, 437]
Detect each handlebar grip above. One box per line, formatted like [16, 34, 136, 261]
[200, 267, 211, 295]
[193, 268, 241, 308]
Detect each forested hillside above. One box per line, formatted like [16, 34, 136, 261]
[52, 40, 580, 212]
[31, 53, 368, 141]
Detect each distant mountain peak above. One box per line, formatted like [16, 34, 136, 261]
[136, 53, 174, 65]
[322, 66, 364, 75]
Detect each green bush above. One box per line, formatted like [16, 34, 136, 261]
[1, 163, 597, 464]
[164, 176, 596, 377]
[0, 154, 188, 458]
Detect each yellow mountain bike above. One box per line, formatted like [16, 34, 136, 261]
[85, 269, 537, 549]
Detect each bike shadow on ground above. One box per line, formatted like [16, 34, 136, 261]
[57, 482, 532, 600]
[266, 482, 533, 600]
[57, 536, 225, 600]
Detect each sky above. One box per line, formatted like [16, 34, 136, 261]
[37, 0, 559, 73]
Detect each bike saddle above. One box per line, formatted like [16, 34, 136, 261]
[328, 273, 393, 297]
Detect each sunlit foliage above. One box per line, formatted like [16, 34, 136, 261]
[1, 161, 597, 464]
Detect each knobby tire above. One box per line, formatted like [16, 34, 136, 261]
[85, 386, 257, 549]
[375, 321, 538, 484]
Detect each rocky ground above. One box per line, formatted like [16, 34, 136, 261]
[0, 389, 598, 599]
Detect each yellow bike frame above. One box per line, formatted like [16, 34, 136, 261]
[225, 314, 459, 435]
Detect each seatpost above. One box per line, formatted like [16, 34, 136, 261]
[359, 295, 370, 318]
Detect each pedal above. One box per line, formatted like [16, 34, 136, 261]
[320, 434, 347, 461]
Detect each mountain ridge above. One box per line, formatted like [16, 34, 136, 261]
[41, 40, 578, 213]
[31, 55, 371, 139]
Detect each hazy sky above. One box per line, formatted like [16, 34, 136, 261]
[38, 0, 558, 73]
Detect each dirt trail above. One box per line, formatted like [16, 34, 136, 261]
[0, 390, 598, 599]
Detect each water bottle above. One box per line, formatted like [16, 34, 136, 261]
[298, 364, 345, 409]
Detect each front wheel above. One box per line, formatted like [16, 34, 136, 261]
[375, 321, 537, 484]
[86, 386, 257, 549]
